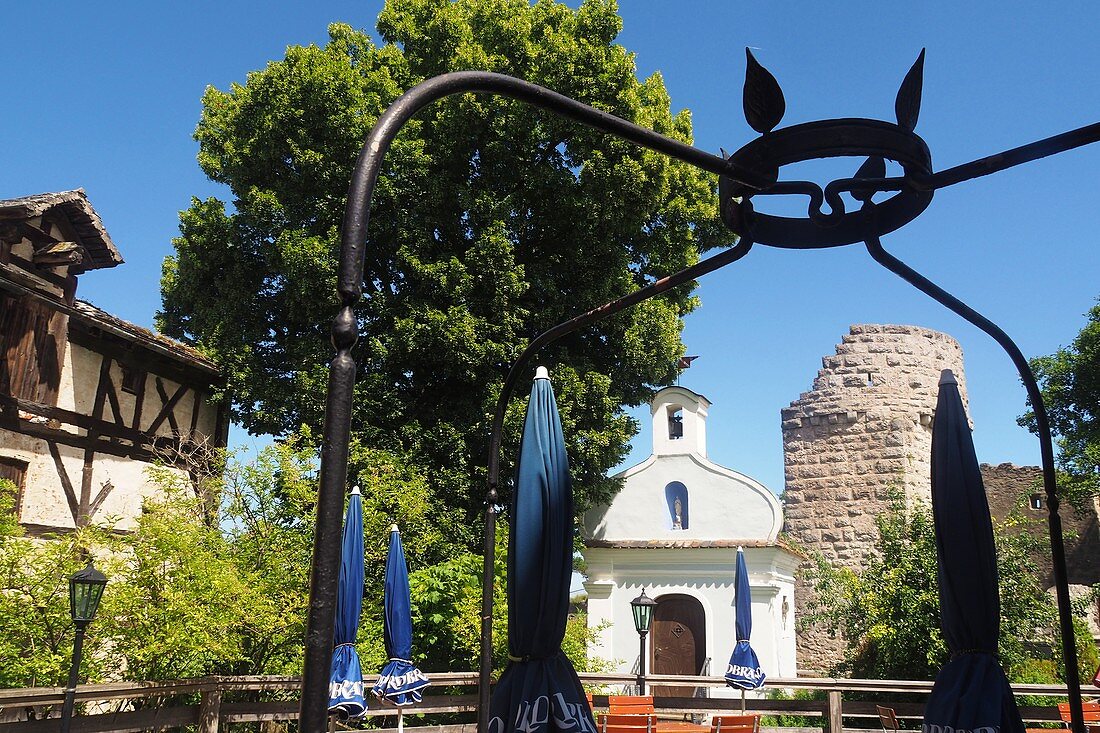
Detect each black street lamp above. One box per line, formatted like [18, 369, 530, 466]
[630, 588, 657, 695]
[60, 560, 106, 733]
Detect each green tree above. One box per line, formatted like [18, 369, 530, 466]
[405, 525, 611, 676]
[158, 0, 726, 551]
[98, 475, 256, 681]
[802, 494, 1079, 682]
[93, 440, 323, 681]
[0, 480, 102, 688]
[1020, 301, 1100, 510]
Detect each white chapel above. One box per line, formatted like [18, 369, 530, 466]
[582, 386, 800, 692]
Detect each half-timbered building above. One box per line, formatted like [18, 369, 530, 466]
[0, 190, 227, 534]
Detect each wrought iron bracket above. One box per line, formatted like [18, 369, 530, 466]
[721, 119, 933, 247]
[302, 60, 1099, 733]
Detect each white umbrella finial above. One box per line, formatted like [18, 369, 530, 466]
[391, 523, 399, 533]
[350, 485, 361, 495]
[535, 366, 550, 380]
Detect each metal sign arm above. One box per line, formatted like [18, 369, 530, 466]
[914, 120, 1100, 191]
[864, 229, 1084, 733]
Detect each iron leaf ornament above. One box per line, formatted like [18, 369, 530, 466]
[895, 49, 926, 131]
[851, 156, 887, 203]
[743, 48, 785, 133]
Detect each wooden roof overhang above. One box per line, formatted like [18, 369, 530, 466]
[0, 189, 123, 274]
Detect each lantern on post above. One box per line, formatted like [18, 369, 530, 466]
[60, 560, 107, 733]
[630, 588, 657, 695]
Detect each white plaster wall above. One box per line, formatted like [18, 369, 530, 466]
[3, 341, 220, 532]
[1, 426, 195, 531]
[585, 453, 782, 542]
[584, 547, 798, 693]
[61, 343, 213, 440]
[0, 429, 75, 526]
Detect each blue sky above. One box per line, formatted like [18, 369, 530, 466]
[4, 2, 1099, 493]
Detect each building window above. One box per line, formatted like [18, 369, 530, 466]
[120, 364, 146, 395]
[0, 456, 28, 516]
[665, 481, 689, 530]
[668, 406, 683, 439]
[1029, 493, 1043, 511]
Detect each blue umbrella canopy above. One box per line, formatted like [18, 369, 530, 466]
[924, 370, 1024, 733]
[328, 486, 366, 718]
[725, 547, 766, 690]
[487, 367, 595, 733]
[373, 525, 430, 706]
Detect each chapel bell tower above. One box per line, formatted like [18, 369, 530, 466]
[651, 386, 710, 458]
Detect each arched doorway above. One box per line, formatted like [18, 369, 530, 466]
[650, 594, 705, 698]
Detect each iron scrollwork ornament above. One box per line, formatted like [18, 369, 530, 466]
[720, 49, 933, 248]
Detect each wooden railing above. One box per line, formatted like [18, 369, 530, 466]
[0, 672, 1078, 733]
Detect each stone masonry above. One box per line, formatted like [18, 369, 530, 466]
[782, 324, 966, 672]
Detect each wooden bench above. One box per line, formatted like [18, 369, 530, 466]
[1059, 701, 1100, 732]
[599, 713, 657, 733]
[608, 696, 655, 716]
[710, 714, 760, 733]
[1027, 700, 1100, 733]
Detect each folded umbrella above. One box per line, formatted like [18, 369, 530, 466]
[328, 486, 366, 718]
[373, 524, 430, 732]
[725, 546, 765, 710]
[487, 367, 595, 733]
[923, 370, 1024, 733]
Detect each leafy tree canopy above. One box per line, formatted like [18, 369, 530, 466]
[158, 0, 726, 548]
[801, 494, 1095, 683]
[1021, 300, 1100, 509]
[0, 444, 612, 685]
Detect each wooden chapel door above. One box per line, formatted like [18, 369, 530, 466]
[650, 594, 705, 699]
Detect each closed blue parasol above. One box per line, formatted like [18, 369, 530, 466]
[487, 367, 595, 733]
[923, 370, 1024, 733]
[328, 486, 366, 718]
[373, 524, 430, 715]
[725, 547, 765, 708]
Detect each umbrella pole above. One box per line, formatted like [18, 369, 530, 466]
[398, 709, 404, 733]
[741, 689, 745, 714]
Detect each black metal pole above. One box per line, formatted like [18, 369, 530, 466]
[637, 630, 648, 695]
[863, 230, 1085, 733]
[59, 622, 86, 733]
[303, 70, 768, 733]
[913, 120, 1100, 192]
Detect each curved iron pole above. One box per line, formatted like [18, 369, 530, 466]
[912, 120, 1100, 192]
[476, 235, 755, 727]
[302, 70, 768, 733]
[863, 230, 1085, 733]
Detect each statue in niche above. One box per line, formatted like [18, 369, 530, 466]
[672, 496, 683, 530]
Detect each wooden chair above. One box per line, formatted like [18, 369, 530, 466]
[876, 705, 900, 733]
[711, 714, 760, 733]
[599, 713, 657, 733]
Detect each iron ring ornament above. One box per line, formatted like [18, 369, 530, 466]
[300, 51, 1100, 733]
[720, 49, 933, 248]
[720, 119, 933, 247]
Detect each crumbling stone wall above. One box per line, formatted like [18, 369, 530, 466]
[982, 462, 1100, 591]
[782, 324, 966, 672]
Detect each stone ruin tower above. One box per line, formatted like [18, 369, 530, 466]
[781, 324, 966, 672]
